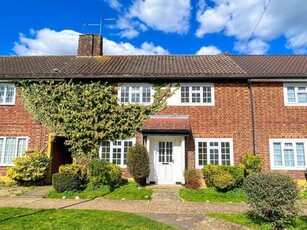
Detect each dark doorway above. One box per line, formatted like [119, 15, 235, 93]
[50, 136, 72, 175]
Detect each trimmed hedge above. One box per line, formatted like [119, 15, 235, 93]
[52, 171, 82, 193]
[203, 164, 244, 191]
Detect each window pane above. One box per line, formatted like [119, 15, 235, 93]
[112, 148, 121, 165]
[120, 86, 129, 103]
[100, 141, 110, 161]
[273, 143, 282, 166]
[124, 141, 133, 165]
[4, 138, 16, 165]
[191, 86, 201, 103]
[16, 138, 27, 157]
[298, 93, 307, 103]
[296, 143, 305, 166]
[198, 142, 207, 166]
[287, 87, 296, 103]
[5, 85, 15, 103]
[0, 138, 3, 164]
[284, 148, 295, 167]
[158, 142, 165, 163]
[210, 148, 219, 164]
[221, 142, 231, 165]
[142, 86, 151, 103]
[203, 86, 212, 103]
[181, 86, 189, 103]
[0, 85, 5, 103]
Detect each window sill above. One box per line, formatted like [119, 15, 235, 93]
[271, 167, 306, 170]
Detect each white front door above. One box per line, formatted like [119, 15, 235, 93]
[156, 140, 174, 184]
[147, 136, 185, 184]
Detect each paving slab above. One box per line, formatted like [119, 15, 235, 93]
[0, 197, 42, 208]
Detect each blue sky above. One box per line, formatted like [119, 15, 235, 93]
[0, 0, 306, 56]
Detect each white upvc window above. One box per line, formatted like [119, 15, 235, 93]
[99, 138, 136, 167]
[0, 83, 16, 105]
[119, 83, 153, 104]
[0, 136, 28, 166]
[270, 139, 307, 170]
[180, 83, 214, 105]
[284, 83, 307, 106]
[195, 138, 233, 169]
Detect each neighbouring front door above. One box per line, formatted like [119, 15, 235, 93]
[147, 136, 185, 184]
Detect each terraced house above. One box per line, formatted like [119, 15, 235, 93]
[1, 34, 307, 184]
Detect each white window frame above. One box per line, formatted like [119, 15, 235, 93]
[99, 138, 136, 168]
[179, 83, 214, 106]
[118, 83, 153, 104]
[0, 83, 16, 105]
[194, 138, 234, 169]
[0, 136, 28, 166]
[283, 83, 307, 106]
[269, 138, 307, 170]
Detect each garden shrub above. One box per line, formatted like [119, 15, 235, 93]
[52, 171, 82, 193]
[87, 159, 123, 189]
[7, 150, 51, 186]
[184, 169, 202, 189]
[203, 164, 244, 191]
[59, 164, 84, 180]
[243, 172, 300, 228]
[240, 153, 262, 176]
[127, 144, 150, 186]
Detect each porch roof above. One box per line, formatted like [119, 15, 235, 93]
[142, 115, 191, 135]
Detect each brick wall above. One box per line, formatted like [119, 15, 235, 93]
[158, 82, 254, 169]
[0, 88, 49, 176]
[253, 82, 307, 179]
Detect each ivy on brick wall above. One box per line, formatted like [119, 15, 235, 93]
[19, 80, 175, 164]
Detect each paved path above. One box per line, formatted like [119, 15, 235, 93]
[1, 186, 306, 230]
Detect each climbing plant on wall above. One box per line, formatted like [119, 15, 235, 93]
[19, 80, 175, 164]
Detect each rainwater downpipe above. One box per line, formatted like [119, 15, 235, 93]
[248, 79, 256, 155]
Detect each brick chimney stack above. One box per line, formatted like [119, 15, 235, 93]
[77, 34, 103, 56]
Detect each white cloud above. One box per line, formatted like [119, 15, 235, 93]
[114, 0, 191, 38]
[13, 28, 169, 56]
[13, 28, 80, 56]
[104, 0, 122, 11]
[234, 39, 269, 55]
[196, 0, 307, 54]
[196, 46, 222, 55]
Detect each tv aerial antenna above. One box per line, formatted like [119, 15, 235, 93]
[83, 18, 115, 36]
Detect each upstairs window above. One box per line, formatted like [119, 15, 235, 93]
[195, 138, 233, 169]
[270, 139, 307, 169]
[119, 84, 152, 104]
[0, 84, 16, 105]
[180, 84, 214, 105]
[99, 139, 136, 167]
[0, 137, 28, 166]
[284, 84, 307, 106]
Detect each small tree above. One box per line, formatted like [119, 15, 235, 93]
[243, 172, 300, 229]
[127, 144, 150, 186]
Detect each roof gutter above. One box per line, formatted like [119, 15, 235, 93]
[250, 78, 307, 82]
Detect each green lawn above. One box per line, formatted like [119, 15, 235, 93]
[179, 187, 246, 203]
[0, 208, 174, 230]
[207, 213, 307, 230]
[47, 182, 152, 200]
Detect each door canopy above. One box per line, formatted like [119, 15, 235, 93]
[142, 115, 191, 135]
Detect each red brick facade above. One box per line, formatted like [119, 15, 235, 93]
[0, 89, 49, 176]
[1, 82, 307, 179]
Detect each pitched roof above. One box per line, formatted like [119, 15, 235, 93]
[230, 55, 307, 77]
[0, 55, 246, 79]
[0, 54, 306, 80]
